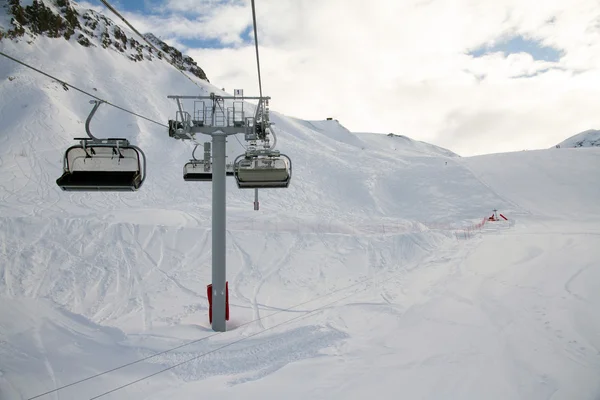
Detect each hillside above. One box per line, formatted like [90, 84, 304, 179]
[0, 0, 208, 81]
[555, 129, 600, 149]
[1, 4, 600, 400]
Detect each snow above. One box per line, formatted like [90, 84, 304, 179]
[463, 148, 600, 220]
[555, 129, 600, 148]
[1, 8, 600, 400]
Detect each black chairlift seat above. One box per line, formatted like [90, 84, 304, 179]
[234, 154, 292, 189]
[183, 161, 211, 181]
[56, 140, 146, 191]
[183, 161, 235, 181]
[57, 170, 142, 191]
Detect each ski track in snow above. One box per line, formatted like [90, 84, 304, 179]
[251, 236, 301, 329]
[131, 224, 154, 331]
[230, 233, 261, 327]
[564, 263, 594, 304]
[33, 327, 58, 393]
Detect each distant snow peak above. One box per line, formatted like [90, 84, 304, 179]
[555, 129, 600, 149]
[0, 0, 208, 81]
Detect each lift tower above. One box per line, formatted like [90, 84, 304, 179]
[167, 92, 272, 332]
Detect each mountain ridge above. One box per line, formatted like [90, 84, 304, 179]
[0, 0, 208, 81]
[555, 129, 600, 149]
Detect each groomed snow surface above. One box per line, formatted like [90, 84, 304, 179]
[1, 33, 600, 400]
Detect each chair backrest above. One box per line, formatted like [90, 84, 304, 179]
[66, 145, 141, 173]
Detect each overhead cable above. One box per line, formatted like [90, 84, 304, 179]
[98, 0, 207, 91]
[250, 0, 263, 98]
[0, 50, 167, 128]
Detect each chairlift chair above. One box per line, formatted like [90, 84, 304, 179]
[56, 101, 147, 191]
[56, 138, 146, 191]
[183, 160, 211, 181]
[183, 160, 235, 181]
[233, 153, 291, 189]
[183, 141, 234, 182]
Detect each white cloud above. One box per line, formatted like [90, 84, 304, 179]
[142, 0, 251, 45]
[94, 0, 600, 156]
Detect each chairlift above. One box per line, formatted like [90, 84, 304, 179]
[168, 119, 183, 137]
[183, 160, 211, 181]
[56, 101, 146, 191]
[183, 162, 235, 181]
[233, 152, 291, 189]
[182, 141, 234, 182]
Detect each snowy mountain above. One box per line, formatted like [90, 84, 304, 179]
[555, 129, 600, 148]
[1, 2, 600, 400]
[0, 0, 208, 81]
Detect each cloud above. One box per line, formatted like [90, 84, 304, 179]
[144, 0, 251, 45]
[92, 0, 600, 156]
[159, 0, 243, 14]
[80, 0, 250, 46]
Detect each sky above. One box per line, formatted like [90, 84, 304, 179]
[80, 0, 600, 156]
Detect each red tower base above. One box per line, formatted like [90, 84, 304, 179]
[207, 281, 229, 323]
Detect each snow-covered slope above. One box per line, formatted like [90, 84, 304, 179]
[1, 4, 600, 400]
[555, 129, 600, 149]
[464, 148, 600, 220]
[0, 0, 208, 81]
